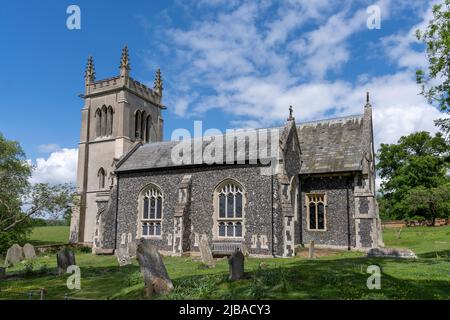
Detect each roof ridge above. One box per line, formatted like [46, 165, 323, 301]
[297, 114, 363, 125]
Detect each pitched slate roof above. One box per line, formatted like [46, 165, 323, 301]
[297, 115, 364, 174]
[116, 114, 365, 174]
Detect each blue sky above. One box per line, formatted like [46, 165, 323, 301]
[0, 0, 446, 184]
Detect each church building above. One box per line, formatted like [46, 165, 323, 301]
[69, 47, 383, 257]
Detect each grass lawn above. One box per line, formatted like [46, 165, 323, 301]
[28, 226, 70, 246]
[0, 226, 449, 300]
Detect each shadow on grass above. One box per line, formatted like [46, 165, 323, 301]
[418, 250, 450, 259]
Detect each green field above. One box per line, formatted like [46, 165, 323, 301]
[0, 226, 449, 300]
[28, 226, 70, 246]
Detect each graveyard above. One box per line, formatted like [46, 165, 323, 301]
[0, 225, 449, 300]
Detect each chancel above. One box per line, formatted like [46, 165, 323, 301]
[69, 46, 384, 257]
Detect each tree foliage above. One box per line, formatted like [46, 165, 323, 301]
[0, 132, 76, 253]
[376, 131, 450, 220]
[416, 0, 450, 136]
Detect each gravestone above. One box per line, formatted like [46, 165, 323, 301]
[56, 248, 76, 275]
[367, 247, 417, 259]
[199, 238, 215, 267]
[116, 246, 131, 266]
[4, 244, 23, 267]
[228, 248, 244, 281]
[23, 243, 36, 260]
[128, 241, 137, 258]
[136, 239, 173, 296]
[0, 267, 5, 279]
[308, 241, 315, 259]
[242, 244, 250, 257]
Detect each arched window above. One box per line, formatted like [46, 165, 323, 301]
[98, 168, 106, 189]
[215, 180, 245, 238]
[306, 194, 326, 230]
[140, 185, 163, 237]
[141, 111, 147, 142]
[107, 106, 113, 136]
[95, 108, 101, 137]
[145, 115, 151, 143]
[135, 110, 141, 139]
[101, 106, 107, 137]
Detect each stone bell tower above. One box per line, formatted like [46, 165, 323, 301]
[69, 46, 165, 245]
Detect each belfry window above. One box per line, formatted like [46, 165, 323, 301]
[95, 105, 113, 138]
[306, 194, 326, 230]
[140, 185, 163, 237]
[216, 180, 245, 238]
[98, 168, 106, 189]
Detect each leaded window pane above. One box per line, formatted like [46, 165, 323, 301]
[226, 222, 234, 237]
[219, 222, 225, 237]
[143, 197, 149, 219]
[235, 193, 242, 218]
[309, 203, 316, 229]
[150, 198, 156, 219]
[149, 223, 154, 235]
[318, 203, 325, 230]
[227, 194, 234, 218]
[219, 194, 226, 218]
[235, 222, 242, 237]
[155, 223, 161, 236]
[156, 196, 162, 219]
[142, 223, 148, 236]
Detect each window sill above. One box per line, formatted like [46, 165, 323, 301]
[306, 229, 327, 232]
[140, 235, 163, 239]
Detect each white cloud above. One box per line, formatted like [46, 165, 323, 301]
[29, 148, 78, 185]
[37, 143, 61, 153]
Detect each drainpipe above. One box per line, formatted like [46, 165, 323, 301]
[114, 174, 120, 251]
[346, 177, 351, 250]
[271, 174, 275, 257]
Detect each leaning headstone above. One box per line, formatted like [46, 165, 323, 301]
[199, 238, 215, 267]
[23, 243, 36, 260]
[308, 241, 315, 259]
[228, 248, 244, 281]
[0, 267, 5, 279]
[136, 239, 173, 297]
[56, 248, 76, 275]
[367, 247, 417, 259]
[242, 244, 250, 257]
[128, 241, 137, 258]
[4, 244, 24, 267]
[116, 246, 131, 266]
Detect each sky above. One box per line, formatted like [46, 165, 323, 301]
[0, 0, 447, 186]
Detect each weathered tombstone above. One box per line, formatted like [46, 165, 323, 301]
[56, 248, 76, 275]
[199, 238, 215, 267]
[4, 244, 24, 267]
[136, 239, 173, 296]
[308, 241, 315, 259]
[228, 248, 244, 281]
[116, 246, 131, 266]
[367, 247, 417, 259]
[128, 241, 137, 258]
[242, 244, 250, 257]
[0, 267, 5, 279]
[23, 243, 36, 260]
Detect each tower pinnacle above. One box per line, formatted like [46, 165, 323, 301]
[365, 91, 371, 108]
[119, 45, 131, 77]
[288, 105, 295, 121]
[84, 56, 95, 84]
[154, 68, 163, 97]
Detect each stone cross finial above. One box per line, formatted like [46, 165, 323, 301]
[288, 105, 295, 121]
[154, 68, 163, 97]
[119, 45, 131, 77]
[84, 56, 95, 84]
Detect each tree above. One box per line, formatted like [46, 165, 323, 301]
[403, 184, 450, 225]
[416, 0, 450, 136]
[376, 131, 449, 220]
[0, 132, 76, 253]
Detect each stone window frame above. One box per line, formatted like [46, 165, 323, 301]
[137, 183, 164, 239]
[98, 168, 106, 190]
[212, 178, 247, 240]
[305, 193, 327, 231]
[134, 109, 153, 143]
[94, 105, 114, 138]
